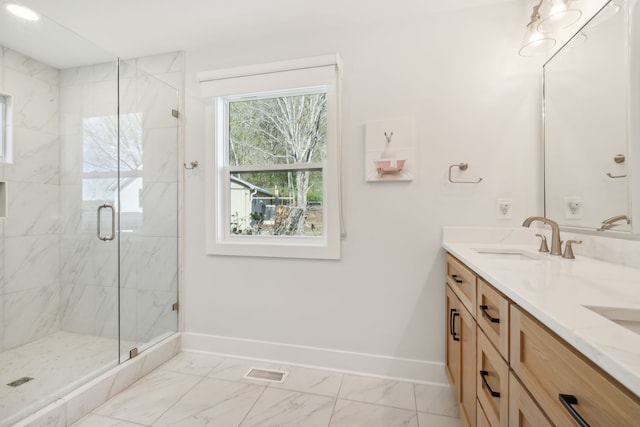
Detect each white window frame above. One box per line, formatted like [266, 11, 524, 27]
[200, 55, 342, 260]
[0, 92, 13, 163]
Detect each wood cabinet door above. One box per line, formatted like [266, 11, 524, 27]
[446, 284, 476, 427]
[509, 373, 554, 427]
[446, 285, 460, 390]
[459, 299, 477, 427]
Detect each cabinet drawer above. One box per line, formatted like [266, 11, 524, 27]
[510, 305, 640, 427]
[477, 329, 508, 427]
[509, 372, 553, 427]
[477, 279, 509, 362]
[446, 253, 477, 317]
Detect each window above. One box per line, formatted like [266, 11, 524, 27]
[200, 55, 341, 259]
[0, 92, 13, 163]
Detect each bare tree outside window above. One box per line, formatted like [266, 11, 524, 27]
[228, 92, 327, 236]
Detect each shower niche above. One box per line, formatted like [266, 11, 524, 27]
[0, 3, 181, 426]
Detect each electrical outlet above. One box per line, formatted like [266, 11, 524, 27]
[563, 196, 583, 219]
[496, 198, 512, 220]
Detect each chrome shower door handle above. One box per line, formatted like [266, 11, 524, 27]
[97, 203, 116, 241]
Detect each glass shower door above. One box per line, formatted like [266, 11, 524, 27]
[118, 63, 179, 360]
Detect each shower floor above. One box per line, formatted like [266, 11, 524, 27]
[0, 331, 126, 427]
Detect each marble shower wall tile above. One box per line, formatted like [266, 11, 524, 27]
[140, 182, 178, 237]
[138, 75, 179, 131]
[136, 52, 183, 76]
[60, 284, 97, 335]
[4, 182, 59, 237]
[0, 46, 62, 353]
[5, 128, 59, 184]
[92, 61, 118, 83]
[133, 52, 183, 93]
[59, 237, 96, 286]
[3, 284, 60, 350]
[93, 286, 119, 340]
[4, 66, 58, 135]
[136, 237, 178, 292]
[142, 127, 179, 184]
[59, 184, 86, 235]
[4, 235, 59, 293]
[135, 289, 177, 344]
[3, 48, 58, 87]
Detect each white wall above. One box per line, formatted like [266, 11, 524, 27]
[182, 2, 542, 382]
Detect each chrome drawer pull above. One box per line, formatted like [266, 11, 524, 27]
[480, 305, 500, 323]
[451, 274, 463, 284]
[480, 370, 500, 398]
[559, 394, 590, 427]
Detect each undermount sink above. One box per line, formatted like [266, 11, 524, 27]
[585, 306, 640, 336]
[472, 248, 540, 261]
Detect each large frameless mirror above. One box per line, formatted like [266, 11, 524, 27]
[543, 0, 638, 234]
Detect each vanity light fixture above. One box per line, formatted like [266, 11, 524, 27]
[6, 3, 39, 21]
[537, 0, 582, 33]
[519, 3, 556, 57]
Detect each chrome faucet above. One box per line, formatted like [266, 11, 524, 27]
[522, 216, 562, 256]
[597, 215, 630, 231]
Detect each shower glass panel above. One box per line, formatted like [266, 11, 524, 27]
[118, 61, 179, 361]
[0, 4, 179, 425]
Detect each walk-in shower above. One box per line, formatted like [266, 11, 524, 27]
[0, 3, 180, 425]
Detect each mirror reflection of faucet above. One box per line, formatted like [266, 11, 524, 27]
[597, 215, 631, 231]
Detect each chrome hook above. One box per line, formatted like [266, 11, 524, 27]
[184, 160, 199, 170]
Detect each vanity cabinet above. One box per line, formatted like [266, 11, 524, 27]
[444, 252, 640, 427]
[511, 305, 640, 427]
[446, 275, 477, 427]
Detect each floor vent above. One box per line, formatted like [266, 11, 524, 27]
[244, 368, 288, 383]
[7, 377, 34, 387]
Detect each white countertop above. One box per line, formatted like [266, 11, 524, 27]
[443, 226, 640, 397]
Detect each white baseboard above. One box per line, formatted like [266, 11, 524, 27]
[182, 332, 448, 385]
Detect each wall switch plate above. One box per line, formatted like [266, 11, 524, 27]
[496, 198, 512, 220]
[563, 196, 583, 219]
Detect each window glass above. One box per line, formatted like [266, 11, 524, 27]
[226, 92, 327, 238]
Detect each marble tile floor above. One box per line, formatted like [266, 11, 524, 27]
[0, 331, 127, 427]
[72, 351, 463, 427]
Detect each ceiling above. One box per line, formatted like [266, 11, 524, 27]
[2, 0, 510, 69]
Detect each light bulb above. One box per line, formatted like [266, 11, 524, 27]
[537, 0, 582, 33]
[519, 24, 556, 57]
[6, 4, 39, 21]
